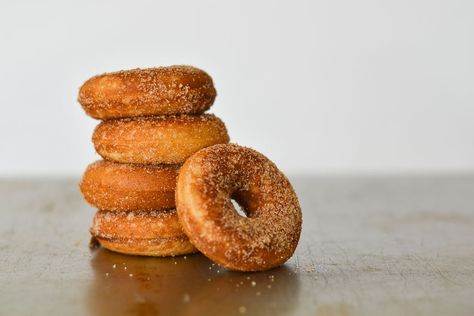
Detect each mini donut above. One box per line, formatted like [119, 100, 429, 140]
[176, 144, 302, 271]
[78, 65, 216, 119]
[93, 114, 230, 165]
[80, 160, 178, 211]
[91, 209, 197, 256]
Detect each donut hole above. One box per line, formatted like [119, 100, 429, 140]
[231, 198, 248, 218]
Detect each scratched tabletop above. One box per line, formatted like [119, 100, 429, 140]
[1, 176, 473, 316]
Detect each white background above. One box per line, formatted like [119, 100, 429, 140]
[0, 0, 473, 176]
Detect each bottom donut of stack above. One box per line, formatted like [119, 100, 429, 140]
[91, 209, 197, 256]
[80, 160, 197, 256]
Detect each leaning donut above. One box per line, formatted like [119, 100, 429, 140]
[93, 114, 230, 165]
[80, 160, 178, 211]
[91, 209, 197, 256]
[78, 65, 216, 119]
[176, 144, 302, 271]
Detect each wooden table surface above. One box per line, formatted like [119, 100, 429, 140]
[1, 176, 473, 315]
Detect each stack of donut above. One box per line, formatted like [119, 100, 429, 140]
[78, 65, 303, 272]
[78, 66, 229, 257]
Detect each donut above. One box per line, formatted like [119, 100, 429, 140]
[78, 65, 216, 119]
[93, 114, 230, 165]
[176, 144, 302, 271]
[91, 209, 197, 256]
[80, 160, 178, 211]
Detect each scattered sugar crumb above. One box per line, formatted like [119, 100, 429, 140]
[183, 294, 190, 303]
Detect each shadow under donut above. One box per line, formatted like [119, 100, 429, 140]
[88, 248, 300, 316]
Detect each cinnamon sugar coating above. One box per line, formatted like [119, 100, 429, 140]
[91, 209, 186, 240]
[176, 144, 302, 271]
[93, 114, 230, 164]
[91, 209, 197, 257]
[78, 65, 216, 119]
[80, 160, 178, 211]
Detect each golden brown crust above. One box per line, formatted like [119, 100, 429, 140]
[176, 144, 302, 271]
[78, 65, 216, 119]
[93, 114, 230, 164]
[95, 237, 197, 257]
[91, 209, 197, 256]
[80, 160, 178, 211]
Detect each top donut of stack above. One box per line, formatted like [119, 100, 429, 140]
[78, 65, 216, 119]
